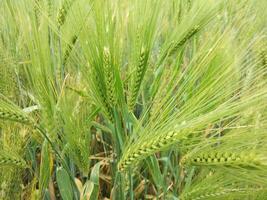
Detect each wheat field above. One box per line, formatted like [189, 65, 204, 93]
[0, 0, 267, 199]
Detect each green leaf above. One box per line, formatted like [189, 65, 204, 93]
[81, 162, 101, 200]
[56, 167, 74, 200]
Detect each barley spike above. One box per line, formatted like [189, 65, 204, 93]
[128, 46, 148, 111]
[183, 188, 262, 200]
[118, 131, 178, 171]
[0, 107, 33, 125]
[188, 151, 263, 167]
[169, 25, 199, 55]
[57, 0, 75, 27]
[103, 46, 116, 107]
[63, 35, 78, 65]
[0, 154, 27, 168]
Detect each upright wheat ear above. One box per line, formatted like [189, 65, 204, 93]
[128, 46, 148, 111]
[63, 35, 78, 65]
[0, 153, 27, 168]
[57, 0, 75, 27]
[93, 69, 113, 121]
[103, 47, 116, 107]
[34, 0, 41, 26]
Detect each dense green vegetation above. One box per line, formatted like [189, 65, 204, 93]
[0, 0, 266, 199]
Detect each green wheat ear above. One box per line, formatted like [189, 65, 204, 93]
[128, 46, 149, 111]
[157, 25, 200, 67]
[63, 35, 78, 65]
[169, 25, 199, 55]
[0, 96, 35, 125]
[0, 108, 31, 124]
[185, 151, 266, 168]
[57, 0, 75, 27]
[34, 0, 41, 26]
[103, 46, 116, 107]
[118, 131, 179, 171]
[93, 68, 113, 121]
[0, 152, 27, 168]
[182, 187, 263, 200]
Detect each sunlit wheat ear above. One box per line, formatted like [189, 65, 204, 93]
[0, 152, 27, 168]
[103, 46, 116, 107]
[63, 35, 78, 65]
[128, 46, 148, 111]
[185, 151, 266, 168]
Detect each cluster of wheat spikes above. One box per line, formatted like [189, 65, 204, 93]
[0, 0, 266, 199]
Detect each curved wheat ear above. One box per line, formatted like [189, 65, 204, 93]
[57, 0, 75, 27]
[0, 153, 27, 168]
[183, 188, 262, 200]
[128, 46, 148, 111]
[169, 25, 199, 55]
[157, 25, 199, 67]
[63, 35, 78, 65]
[186, 151, 265, 167]
[118, 131, 179, 171]
[0, 107, 33, 125]
[103, 47, 116, 107]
